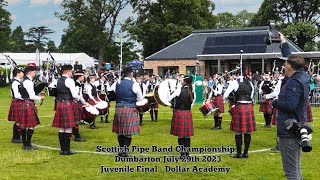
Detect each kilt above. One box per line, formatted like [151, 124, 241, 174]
[52, 100, 77, 128]
[19, 100, 40, 129]
[170, 110, 194, 137]
[112, 107, 140, 135]
[75, 101, 83, 121]
[259, 99, 273, 114]
[8, 98, 23, 122]
[307, 101, 313, 122]
[230, 103, 256, 133]
[272, 108, 278, 125]
[212, 95, 224, 113]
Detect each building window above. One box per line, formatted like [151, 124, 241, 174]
[186, 66, 195, 75]
[158, 66, 179, 78]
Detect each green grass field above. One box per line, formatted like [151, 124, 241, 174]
[0, 86, 319, 180]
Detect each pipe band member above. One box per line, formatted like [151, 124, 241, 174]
[148, 74, 159, 122]
[94, 74, 110, 123]
[223, 73, 256, 158]
[136, 74, 148, 126]
[84, 74, 101, 129]
[259, 72, 273, 128]
[53, 65, 80, 155]
[8, 68, 24, 144]
[19, 65, 44, 150]
[208, 74, 224, 130]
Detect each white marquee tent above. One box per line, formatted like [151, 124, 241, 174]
[0, 53, 95, 69]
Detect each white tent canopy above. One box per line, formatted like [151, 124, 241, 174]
[0, 53, 95, 69]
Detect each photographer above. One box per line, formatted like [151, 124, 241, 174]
[272, 32, 310, 180]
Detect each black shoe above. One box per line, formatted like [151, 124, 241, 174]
[60, 150, 76, 155]
[231, 153, 242, 158]
[213, 126, 221, 130]
[241, 153, 249, 158]
[29, 144, 38, 150]
[271, 146, 279, 151]
[139, 123, 143, 126]
[90, 124, 97, 129]
[118, 152, 130, 157]
[22, 146, 33, 150]
[79, 120, 86, 125]
[11, 138, 22, 143]
[74, 138, 87, 142]
[105, 120, 110, 123]
[267, 125, 271, 128]
[100, 117, 104, 122]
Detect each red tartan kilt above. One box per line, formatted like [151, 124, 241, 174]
[212, 95, 224, 113]
[230, 103, 256, 133]
[112, 107, 140, 135]
[75, 101, 83, 121]
[272, 108, 278, 125]
[52, 100, 77, 128]
[19, 100, 40, 128]
[8, 98, 23, 122]
[170, 110, 194, 137]
[306, 102, 313, 122]
[259, 100, 273, 114]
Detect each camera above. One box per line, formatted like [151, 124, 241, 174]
[285, 119, 313, 152]
[265, 20, 281, 45]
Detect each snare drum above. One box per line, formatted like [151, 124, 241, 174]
[82, 105, 99, 122]
[145, 92, 156, 104]
[136, 99, 150, 113]
[199, 101, 218, 116]
[94, 101, 110, 115]
[154, 79, 182, 107]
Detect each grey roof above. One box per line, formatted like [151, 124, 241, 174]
[145, 26, 303, 60]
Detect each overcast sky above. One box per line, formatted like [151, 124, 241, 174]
[5, 0, 263, 47]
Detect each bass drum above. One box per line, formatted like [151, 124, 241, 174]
[95, 101, 110, 115]
[154, 79, 182, 107]
[136, 99, 150, 113]
[199, 100, 218, 116]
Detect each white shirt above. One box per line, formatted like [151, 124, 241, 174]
[223, 79, 254, 103]
[62, 75, 80, 101]
[138, 81, 148, 97]
[11, 77, 23, 100]
[84, 82, 97, 101]
[208, 82, 223, 99]
[113, 77, 143, 101]
[75, 80, 86, 104]
[23, 75, 41, 101]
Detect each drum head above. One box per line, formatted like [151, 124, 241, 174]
[154, 79, 182, 107]
[95, 101, 109, 109]
[145, 92, 154, 97]
[85, 105, 99, 115]
[136, 99, 148, 106]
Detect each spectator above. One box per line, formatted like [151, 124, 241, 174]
[272, 32, 310, 180]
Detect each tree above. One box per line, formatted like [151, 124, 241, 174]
[10, 26, 26, 52]
[252, 0, 320, 50]
[0, 0, 12, 52]
[250, 0, 279, 26]
[47, 40, 58, 52]
[25, 26, 54, 51]
[216, 10, 255, 28]
[317, 40, 320, 51]
[57, 0, 130, 72]
[126, 0, 216, 57]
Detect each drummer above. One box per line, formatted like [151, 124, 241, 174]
[113, 67, 143, 157]
[73, 70, 89, 142]
[208, 74, 224, 130]
[136, 74, 148, 126]
[94, 74, 110, 123]
[148, 74, 159, 122]
[84, 74, 102, 129]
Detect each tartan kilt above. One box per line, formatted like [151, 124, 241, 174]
[75, 101, 83, 121]
[19, 100, 40, 128]
[307, 101, 313, 122]
[259, 99, 273, 114]
[212, 95, 224, 113]
[8, 98, 23, 122]
[230, 103, 256, 133]
[112, 107, 140, 135]
[170, 110, 194, 137]
[272, 108, 278, 125]
[52, 100, 77, 128]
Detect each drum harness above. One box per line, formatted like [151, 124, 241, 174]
[168, 79, 179, 107]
